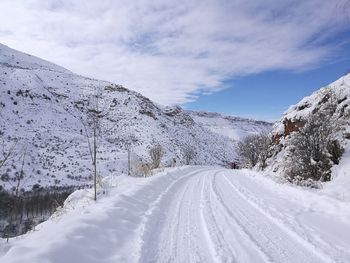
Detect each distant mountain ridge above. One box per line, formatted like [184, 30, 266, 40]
[188, 110, 272, 141]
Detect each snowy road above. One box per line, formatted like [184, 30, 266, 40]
[1, 167, 350, 263]
[138, 168, 348, 263]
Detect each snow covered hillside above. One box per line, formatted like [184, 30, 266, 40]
[188, 110, 272, 141]
[267, 72, 350, 192]
[1, 167, 349, 263]
[0, 43, 266, 191]
[271, 73, 350, 141]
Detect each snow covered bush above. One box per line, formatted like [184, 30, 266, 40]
[283, 89, 344, 183]
[238, 133, 271, 168]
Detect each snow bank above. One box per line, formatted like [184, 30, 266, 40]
[0, 166, 193, 262]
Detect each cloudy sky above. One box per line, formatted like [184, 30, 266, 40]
[0, 0, 350, 120]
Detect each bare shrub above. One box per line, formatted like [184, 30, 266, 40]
[141, 163, 152, 177]
[149, 145, 163, 169]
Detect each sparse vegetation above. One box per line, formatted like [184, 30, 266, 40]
[237, 133, 271, 169]
[0, 186, 77, 240]
[141, 162, 152, 177]
[283, 89, 344, 184]
[0, 136, 18, 171]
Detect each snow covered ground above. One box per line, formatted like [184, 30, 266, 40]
[1, 167, 349, 263]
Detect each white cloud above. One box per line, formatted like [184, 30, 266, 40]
[0, 0, 349, 105]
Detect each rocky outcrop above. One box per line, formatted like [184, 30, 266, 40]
[272, 118, 305, 144]
[267, 72, 350, 176]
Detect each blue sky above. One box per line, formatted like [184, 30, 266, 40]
[184, 48, 350, 121]
[0, 0, 349, 121]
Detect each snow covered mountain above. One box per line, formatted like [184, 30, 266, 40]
[188, 110, 272, 141]
[0, 43, 267, 191]
[267, 72, 350, 191]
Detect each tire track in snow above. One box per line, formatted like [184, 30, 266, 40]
[200, 172, 243, 262]
[186, 175, 213, 262]
[208, 173, 273, 263]
[211, 172, 329, 263]
[199, 174, 221, 263]
[221, 173, 335, 263]
[137, 168, 217, 263]
[223, 172, 350, 263]
[138, 168, 205, 262]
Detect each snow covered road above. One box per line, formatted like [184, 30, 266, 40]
[1, 167, 350, 263]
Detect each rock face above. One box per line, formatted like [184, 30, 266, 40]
[272, 118, 305, 144]
[267, 72, 350, 175]
[0, 43, 267, 191]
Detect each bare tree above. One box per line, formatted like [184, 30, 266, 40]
[255, 133, 272, 169]
[79, 87, 106, 201]
[237, 133, 271, 169]
[6, 147, 28, 241]
[338, 0, 350, 20]
[0, 137, 17, 171]
[126, 133, 137, 176]
[0, 105, 17, 172]
[149, 144, 163, 169]
[14, 147, 27, 197]
[182, 146, 196, 165]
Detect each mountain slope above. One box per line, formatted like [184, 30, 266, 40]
[188, 110, 272, 141]
[0, 43, 69, 73]
[0, 43, 266, 191]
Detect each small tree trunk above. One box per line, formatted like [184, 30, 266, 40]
[128, 148, 131, 176]
[93, 126, 97, 201]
